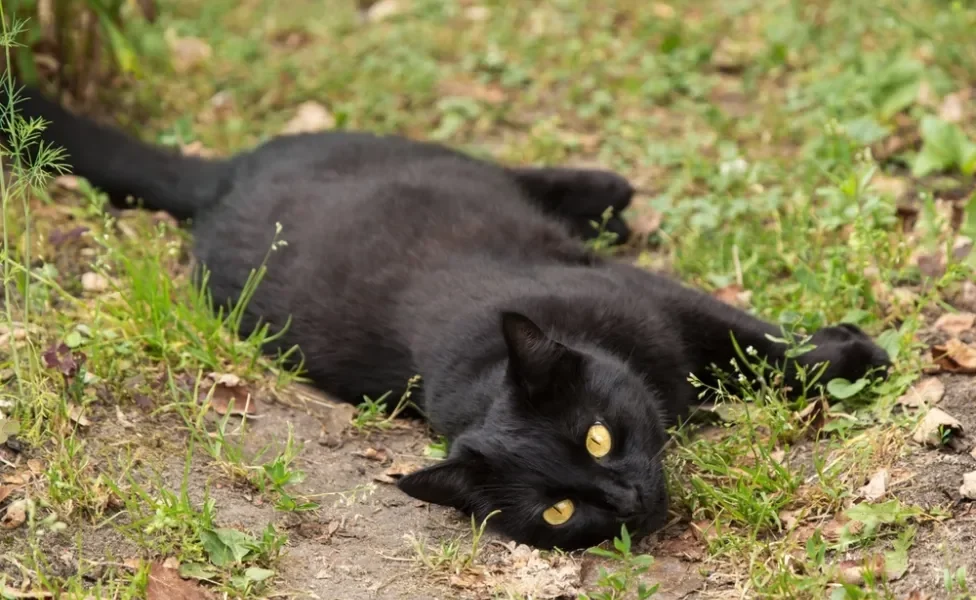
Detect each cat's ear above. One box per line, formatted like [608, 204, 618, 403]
[396, 456, 479, 510]
[501, 311, 569, 393]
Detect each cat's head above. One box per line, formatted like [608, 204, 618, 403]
[397, 311, 670, 550]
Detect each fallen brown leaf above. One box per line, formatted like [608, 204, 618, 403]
[912, 407, 963, 447]
[487, 543, 581, 599]
[146, 561, 213, 600]
[795, 398, 832, 436]
[199, 373, 260, 416]
[823, 513, 862, 542]
[281, 101, 335, 135]
[437, 78, 506, 105]
[374, 462, 421, 484]
[42, 342, 85, 377]
[166, 32, 212, 74]
[116, 406, 136, 429]
[1, 498, 28, 529]
[67, 403, 91, 427]
[0, 485, 16, 505]
[857, 469, 890, 503]
[364, 0, 404, 21]
[712, 284, 752, 309]
[938, 90, 967, 123]
[897, 377, 945, 409]
[654, 525, 706, 561]
[930, 339, 976, 374]
[906, 590, 932, 600]
[0, 586, 53, 599]
[358, 447, 390, 463]
[833, 554, 886, 585]
[934, 312, 976, 336]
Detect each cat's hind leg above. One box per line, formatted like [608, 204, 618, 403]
[507, 166, 634, 243]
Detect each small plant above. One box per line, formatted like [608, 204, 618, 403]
[410, 509, 500, 576]
[353, 373, 422, 431]
[580, 525, 659, 600]
[584, 206, 621, 255]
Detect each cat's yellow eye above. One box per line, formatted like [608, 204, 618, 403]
[542, 499, 575, 526]
[586, 422, 612, 458]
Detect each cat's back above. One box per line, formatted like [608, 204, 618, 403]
[189, 130, 589, 347]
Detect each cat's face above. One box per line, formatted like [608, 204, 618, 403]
[397, 312, 670, 550]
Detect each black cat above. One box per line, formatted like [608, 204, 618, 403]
[2, 84, 891, 550]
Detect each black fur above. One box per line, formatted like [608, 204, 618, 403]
[2, 83, 891, 550]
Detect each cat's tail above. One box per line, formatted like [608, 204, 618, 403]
[0, 81, 229, 220]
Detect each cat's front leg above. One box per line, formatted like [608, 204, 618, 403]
[507, 166, 634, 243]
[613, 263, 892, 398]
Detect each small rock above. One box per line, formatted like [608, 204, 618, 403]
[961, 471, 976, 500]
[81, 272, 109, 292]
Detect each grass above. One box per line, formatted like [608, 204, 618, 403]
[2, 0, 976, 598]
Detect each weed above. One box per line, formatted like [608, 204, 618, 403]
[581, 525, 659, 600]
[353, 373, 422, 431]
[410, 509, 500, 576]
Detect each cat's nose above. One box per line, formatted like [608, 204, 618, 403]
[611, 485, 644, 518]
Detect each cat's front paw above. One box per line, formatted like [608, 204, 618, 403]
[797, 323, 892, 387]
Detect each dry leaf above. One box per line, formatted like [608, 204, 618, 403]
[931, 339, 976, 374]
[26, 459, 43, 475]
[0, 485, 15, 505]
[897, 377, 945, 409]
[464, 5, 489, 21]
[80, 272, 109, 292]
[365, 0, 404, 21]
[912, 407, 963, 447]
[181, 141, 218, 158]
[166, 32, 212, 74]
[654, 525, 706, 561]
[651, 3, 676, 18]
[67, 403, 91, 427]
[960, 471, 976, 501]
[199, 373, 260, 416]
[823, 513, 861, 542]
[281, 102, 335, 135]
[0, 586, 53, 599]
[934, 312, 976, 336]
[487, 543, 582, 599]
[374, 462, 421, 484]
[795, 398, 830, 435]
[437, 78, 506, 105]
[872, 174, 910, 199]
[162, 556, 180, 570]
[146, 561, 214, 600]
[858, 469, 890, 503]
[939, 91, 966, 123]
[834, 555, 886, 585]
[1, 498, 28, 529]
[906, 590, 932, 600]
[358, 447, 390, 462]
[712, 284, 752, 309]
[116, 406, 135, 429]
